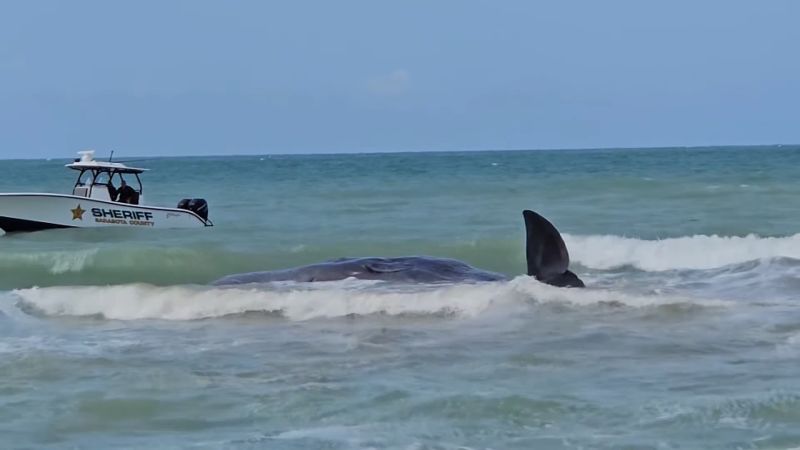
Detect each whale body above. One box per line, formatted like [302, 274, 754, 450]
[212, 210, 584, 288]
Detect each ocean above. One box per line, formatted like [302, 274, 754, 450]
[2, 146, 800, 449]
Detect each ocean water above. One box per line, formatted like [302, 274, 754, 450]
[2, 146, 800, 449]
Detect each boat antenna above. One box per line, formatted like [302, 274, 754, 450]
[109, 150, 115, 162]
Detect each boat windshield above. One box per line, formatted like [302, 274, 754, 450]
[94, 172, 110, 185]
[77, 170, 92, 186]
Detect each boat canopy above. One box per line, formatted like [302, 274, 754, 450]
[65, 150, 148, 174]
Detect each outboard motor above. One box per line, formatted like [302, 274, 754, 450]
[177, 198, 209, 221]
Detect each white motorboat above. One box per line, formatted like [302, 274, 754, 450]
[0, 150, 213, 233]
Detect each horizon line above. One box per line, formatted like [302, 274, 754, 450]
[1, 143, 797, 162]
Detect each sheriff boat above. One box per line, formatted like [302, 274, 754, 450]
[0, 150, 213, 233]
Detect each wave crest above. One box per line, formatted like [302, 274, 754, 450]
[12, 277, 718, 321]
[565, 233, 800, 271]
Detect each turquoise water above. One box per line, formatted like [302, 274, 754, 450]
[3, 146, 800, 449]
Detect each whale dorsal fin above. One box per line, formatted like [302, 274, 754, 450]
[523, 210, 575, 284]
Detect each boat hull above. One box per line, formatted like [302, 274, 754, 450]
[0, 194, 211, 233]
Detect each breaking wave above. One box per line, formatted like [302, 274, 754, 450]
[565, 233, 800, 271]
[12, 277, 722, 321]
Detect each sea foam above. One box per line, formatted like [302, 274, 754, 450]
[13, 277, 718, 321]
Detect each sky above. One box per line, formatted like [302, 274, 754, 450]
[0, 0, 798, 158]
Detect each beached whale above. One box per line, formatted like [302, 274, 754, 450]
[212, 210, 584, 288]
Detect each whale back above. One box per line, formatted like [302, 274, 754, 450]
[523, 210, 584, 287]
[212, 210, 584, 288]
[211, 256, 508, 285]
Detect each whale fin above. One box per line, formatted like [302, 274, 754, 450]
[523, 210, 584, 288]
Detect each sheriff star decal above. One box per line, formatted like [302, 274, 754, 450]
[71, 204, 86, 220]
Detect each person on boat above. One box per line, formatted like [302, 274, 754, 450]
[107, 180, 118, 202]
[117, 179, 138, 204]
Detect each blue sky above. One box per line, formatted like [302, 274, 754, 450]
[1, 1, 798, 158]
